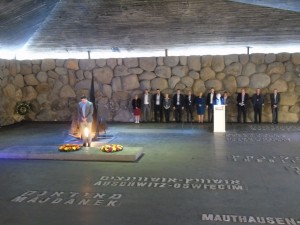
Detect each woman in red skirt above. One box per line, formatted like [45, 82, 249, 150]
[132, 94, 142, 123]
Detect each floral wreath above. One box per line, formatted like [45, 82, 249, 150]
[59, 144, 81, 152]
[16, 102, 31, 116]
[101, 144, 123, 153]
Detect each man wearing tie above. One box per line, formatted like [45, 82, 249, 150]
[152, 89, 163, 122]
[185, 90, 195, 122]
[142, 89, 152, 122]
[236, 88, 248, 123]
[173, 89, 185, 123]
[252, 88, 264, 123]
[206, 88, 216, 123]
[77, 95, 94, 147]
[270, 88, 280, 124]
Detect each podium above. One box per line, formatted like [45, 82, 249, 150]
[213, 105, 226, 132]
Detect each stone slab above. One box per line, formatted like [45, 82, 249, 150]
[0, 145, 143, 162]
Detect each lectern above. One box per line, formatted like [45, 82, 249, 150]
[213, 105, 226, 132]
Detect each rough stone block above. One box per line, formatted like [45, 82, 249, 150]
[122, 74, 140, 91]
[164, 56, 179, 67]
[36, 72, 48, 83]
[60, 85, 76, 98]
[205, 79, 222, 91]
[155, 66, 171, 78]
[139, 57, 157, 71]
[114, 65, 130, 76]
[251, 53, 265, 64]
[181, 76, 194, 88]
[269, 79, 287, 92]
[242, 63, 256, 76]
[93, 67, 113, 84]
[224, 62, 242, 76]
[64, 59, 79, 70]
[168, 76, 180, 89]
[224, 54, 239, 66]
[124, 58, 138, 68]
[291, 53, 300, 65]
[41, 59, 56, 71]
[250, 73, 270, 88]
[267, 62, 285, 75]
[139, 71, 156, 80]
[22, 86, 37, 101]
[150, 77, 168, 90]
[201, 55, 213, 67]
[200, 67, 215, 81]
[211, 56, 224, 72]
[188, 56, 201, 71]
[172, 66, 189, 77]
[223, 76, 237, 93]
[14, 74, 24, 88]
[24, 74, 39, 85]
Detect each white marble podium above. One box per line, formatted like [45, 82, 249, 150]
[213, 105, 226, 132]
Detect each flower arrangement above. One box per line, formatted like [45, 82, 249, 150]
[59, 144, 81, 152]
[100, 144, 123, 153]
[16, 102, 31, 116]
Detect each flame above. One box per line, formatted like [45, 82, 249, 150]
[84, 127, 89, 138]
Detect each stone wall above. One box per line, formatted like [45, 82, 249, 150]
[0, 53, 300, 126]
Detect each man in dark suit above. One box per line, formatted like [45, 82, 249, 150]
[252, 88, 264, 123]
[152, 89, 163, 122]
[206, 88, 216, 123]
[77, 95, 94, 147]
[173, 89, 185, 122]
[236, 88, 249, 123]
[270, 88, 280, 124]
[185, 90, 195, 122]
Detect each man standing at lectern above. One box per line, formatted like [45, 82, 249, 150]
[206, 88, 216, 122]
[78, 95, 94, 147]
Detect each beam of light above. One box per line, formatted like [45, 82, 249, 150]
[90, 49, 165, 59]
[15, 50, 89, 60]
[168, 44, 300, 56]
[0, 50, 16, 59]
[229, 0, 300, 13]
[0, 44, 299, 60]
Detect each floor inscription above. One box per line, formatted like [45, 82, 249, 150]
[201, 214, 300, 225]
[94, 176, 246, 191]
[11, 190, 122, 207]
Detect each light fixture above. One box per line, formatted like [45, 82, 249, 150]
[111, 46, 120, 52]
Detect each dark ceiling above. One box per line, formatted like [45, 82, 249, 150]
[0, 0, 300, 57]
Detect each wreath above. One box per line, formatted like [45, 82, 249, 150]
[100, 144, 123, 153]
[59, 144, 81, 152]
[16, 102, 31, 116]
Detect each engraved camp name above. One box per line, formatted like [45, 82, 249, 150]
[201, 214, 300, 225]
[11, 190, 122, 207]
[229, 155, 300, 164]
[285, 165, 300, 175]
[94, 176, 245, 191]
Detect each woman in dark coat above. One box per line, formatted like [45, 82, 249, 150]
[132, 94, 142, 123]
[195, 92, 205, 123]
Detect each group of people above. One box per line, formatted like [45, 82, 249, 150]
[236, 88, 280, 124]
[132, 88, 280, 124]
[132, 88, 226, 124]
[132, 89, 200, 123]
[77, 87, 280, 146]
